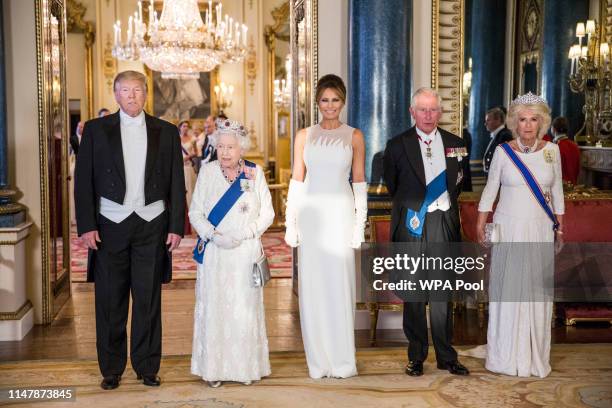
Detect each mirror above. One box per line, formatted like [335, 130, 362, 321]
[521, 56, 539, 94]
[290, 0, 317, 292]
[292, 0, 317, 134]
[66, 0, 95, 119]
[265, 2, 291, 183]
[37, 0, 71, 322]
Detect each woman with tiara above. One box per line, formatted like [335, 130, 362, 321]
[477, 93, 564, 378]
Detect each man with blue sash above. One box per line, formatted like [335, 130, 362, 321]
[383, 87, 469, 377]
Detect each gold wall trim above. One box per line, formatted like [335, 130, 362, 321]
[367, 201, 392, 210]
[0, 234, 29, 245]
[312, 0, 318, 123]
[0, 301, 33, 321]
[431, 0, 463, 135]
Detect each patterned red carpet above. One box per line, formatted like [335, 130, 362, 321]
[70, 226, 292, 282]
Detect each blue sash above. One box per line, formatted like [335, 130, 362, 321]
[499, 143, 560, 230]
[192, 160, 256, 264]
[405, 170, 447, 237]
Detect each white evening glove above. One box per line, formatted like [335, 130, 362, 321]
[350, 182, 368, 249]
[284, 179, 304, 247]
[212, 233, 240, 249]
[225, 227, 255, 243]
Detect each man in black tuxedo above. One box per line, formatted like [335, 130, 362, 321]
[383, 87, 469, 377]
[482, 107, 513, 175]
[75, 70, 185, 390]
[70, 121, 84, 155]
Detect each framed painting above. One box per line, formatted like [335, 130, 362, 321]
[144, 68, 216, 123]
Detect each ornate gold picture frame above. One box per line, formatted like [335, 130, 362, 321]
[431, 0, 464, 135]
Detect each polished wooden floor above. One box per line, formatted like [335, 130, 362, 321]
[1, 278, 611, 362]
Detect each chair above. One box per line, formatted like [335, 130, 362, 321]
[366, 215, 403, 344]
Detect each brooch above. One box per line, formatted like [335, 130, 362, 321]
[240, 179, 254, 192]
[445, 147, 468, 162]
[410, 214, 420, 229]
[239, 202, 250, 214]
[543, 150, 554, 163]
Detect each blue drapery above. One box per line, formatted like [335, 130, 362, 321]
[348, 0, 412, 184]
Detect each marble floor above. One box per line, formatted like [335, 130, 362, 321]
[1, 278, 611, 362]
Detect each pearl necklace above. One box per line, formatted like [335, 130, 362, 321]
[517, 137, 538, 153]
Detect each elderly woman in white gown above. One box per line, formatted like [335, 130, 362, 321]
[189, 119, 274, 387]
[476, 93, 564, 378]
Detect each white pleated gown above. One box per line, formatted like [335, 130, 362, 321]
[297, 123, 357, 379]
[479, 143, 564, 378]
[189, 162, 274, 382]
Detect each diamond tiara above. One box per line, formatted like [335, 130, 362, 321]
[215, 118, 248, 138]
[510, 92, 548, 107]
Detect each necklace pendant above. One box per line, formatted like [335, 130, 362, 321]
[523, 147, 530, 153]
[426, 148, 432, 159]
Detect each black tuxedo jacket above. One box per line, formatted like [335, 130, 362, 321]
[483, 127, 513, 172]
[74, 111, 185, 282]
[383, 126, 465, 241]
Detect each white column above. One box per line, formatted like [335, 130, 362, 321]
[0, 222, 34, 341]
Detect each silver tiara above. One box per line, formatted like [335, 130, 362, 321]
[510, 92, 548, 107]
[215, 118, 248, 138]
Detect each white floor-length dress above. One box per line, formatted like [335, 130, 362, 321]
[189, 161, 274, 382]
[479, 142, 564, 378]
[297, 123, 357, 379]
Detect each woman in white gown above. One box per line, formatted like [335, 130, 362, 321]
[189, 119, 274, 387]
[284, 74, 367, 378]
[477, 93, 564, 378]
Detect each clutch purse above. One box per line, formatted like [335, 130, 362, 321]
[251, 243, 271, 287]
[484, 223, 500, 246]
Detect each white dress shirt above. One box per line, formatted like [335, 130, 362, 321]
[415, 127, 450, 212]
[99, 110, 165, 223]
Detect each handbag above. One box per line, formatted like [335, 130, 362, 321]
[484, 222, 500, 246]
[251, 243, 271, 287]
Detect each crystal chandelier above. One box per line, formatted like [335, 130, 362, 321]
[113, 0, 248, 79]
[274, 55, 291, 110]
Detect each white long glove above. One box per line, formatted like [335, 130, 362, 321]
[350, 182, 368, 249]
[225, 227, 255, 243]
[212, 233, 240, 249]
[284, 179, 304, 247]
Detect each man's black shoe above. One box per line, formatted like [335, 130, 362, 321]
[100, 375, 121, 390]
[137, 374, 161, 386]
[405, 360, 424, 376]
[437, 360, 470, 375]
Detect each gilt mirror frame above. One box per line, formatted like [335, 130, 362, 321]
[431, 0, 465, 136]
[265, 1, 290, 182]
[66, 0, 95, 120]
[36, 0, 71, 324]
[290, 0, 317, 293]
[290, 0, 318, 138]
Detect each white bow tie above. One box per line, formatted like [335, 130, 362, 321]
[122, 118, 144, 127]
[120, 111, 145, 127]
